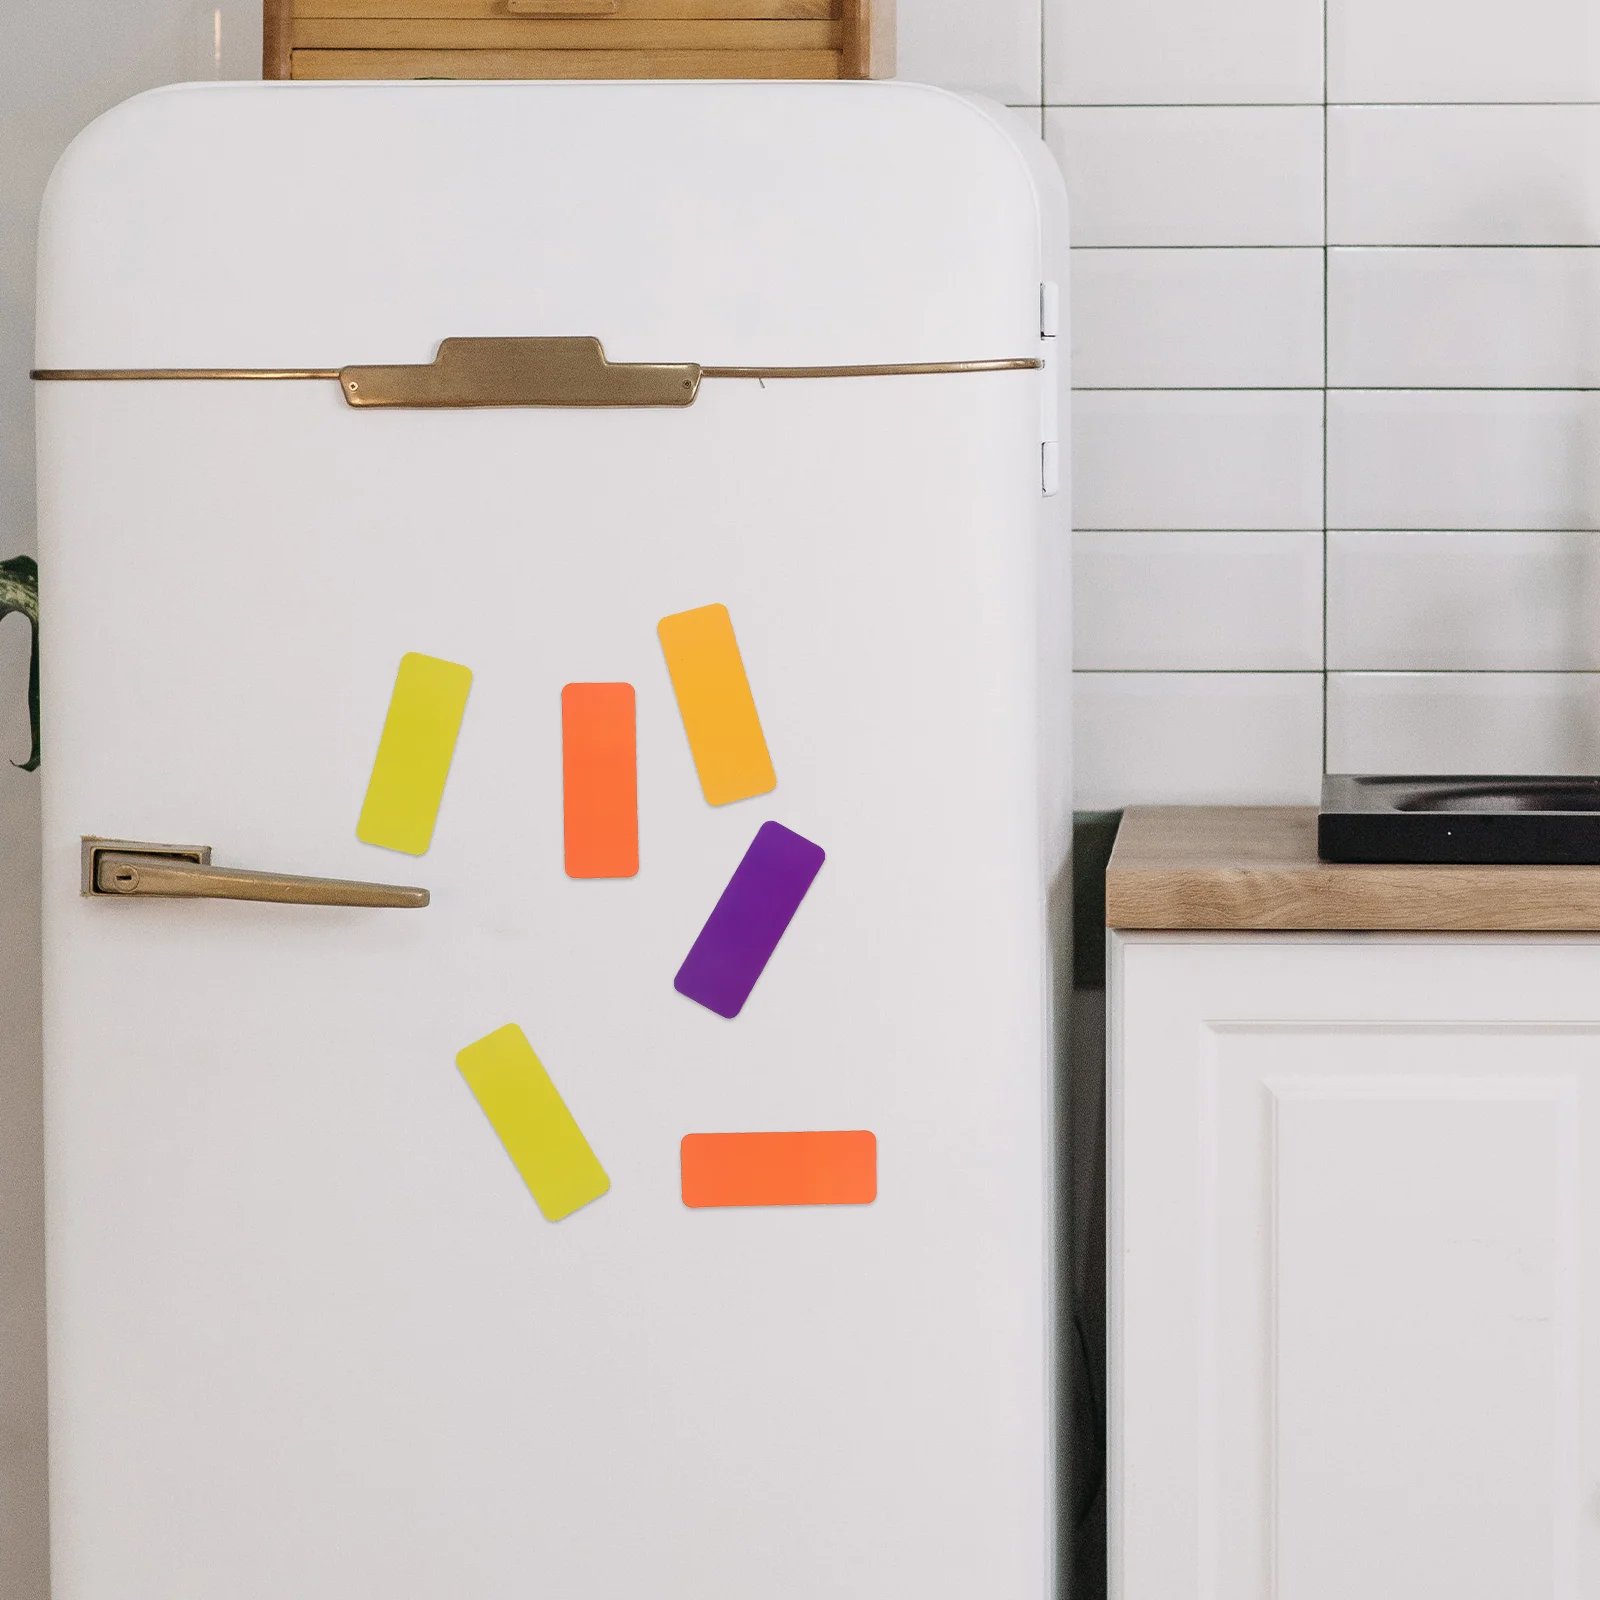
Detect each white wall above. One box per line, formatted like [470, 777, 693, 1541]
[3, 1, 1596, 1591]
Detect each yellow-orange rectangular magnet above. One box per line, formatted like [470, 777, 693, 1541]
[357, 652, 472, 855]
[562, 683, 638, 878]
[681, 1131, 877, 1208]
[657, 603, 776, 806]
[457, 1024, 610, 1222]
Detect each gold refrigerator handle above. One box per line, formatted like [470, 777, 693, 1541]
[82, 839, 428, 909]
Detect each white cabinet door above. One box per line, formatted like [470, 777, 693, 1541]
[1110, 931, 1600, 1600]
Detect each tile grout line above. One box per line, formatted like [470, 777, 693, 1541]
[1068, 534, 1600, 540]
[1043, 101, 1600, 109]
[1079, 387, 1600, 393]
[1073, 244, 1600, 250]
[1045, 101, 1323, 109]
[1079, 669, 1600, 678]
[1324, 3, 1333, 777]
[1037, 1, 1045, 135]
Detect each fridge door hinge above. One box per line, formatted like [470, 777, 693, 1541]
[1039, 281, 1061, 339]
[1039, 282, 1060, 496]
[1041, 442, 1061, 497]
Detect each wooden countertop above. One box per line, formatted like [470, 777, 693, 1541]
[1106, 806, 1600, 932]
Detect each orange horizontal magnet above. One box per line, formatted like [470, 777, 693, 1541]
[680, 1130, 877, 1208]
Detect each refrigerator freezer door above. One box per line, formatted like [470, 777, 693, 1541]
[37, 82, 1069, 1600]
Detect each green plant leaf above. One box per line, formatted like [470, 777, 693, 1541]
[0, 555, 40, 771]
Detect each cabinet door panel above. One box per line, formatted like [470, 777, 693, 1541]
[1112, 935, 1600, 1600]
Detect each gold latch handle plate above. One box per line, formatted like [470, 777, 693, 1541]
[81, 838, 428, 909]
[339, 337, 701, 409]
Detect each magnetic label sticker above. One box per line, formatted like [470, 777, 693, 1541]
[657, 603, 776, 806]
[562, 683, 638, 879]
[357, 652, 472, 856]
[456, 1024, 610, 1222]
[674, 821, 825, 1019]
[681, 1131, 877, 1208]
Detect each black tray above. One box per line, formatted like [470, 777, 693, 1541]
[1319, 775, 1600, 864]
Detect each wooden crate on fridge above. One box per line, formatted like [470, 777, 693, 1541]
[263, 0, 895, 82]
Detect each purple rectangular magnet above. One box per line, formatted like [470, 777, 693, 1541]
[675, 822, 826, 1019]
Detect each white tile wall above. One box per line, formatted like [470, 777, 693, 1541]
[1075, 673, 1325, 807]
[1329, 249, 1600, 389]
[1327, 673, 1600, 776]
[1048, 0, 1600, 803]
[1328, 107, 1600, 246]
[1074, 249, 1324, 388]
[1074, 391, 1325, 530]
[897, 0, 1041, 106]
[1329, 0, 1600, 104]
[1328, 391, 1600, 532]
[1046, 0, 1323, 107]
[1045, 108, 1324, 246]
[1076, 531, 1323, 670]
[1328, 532, 1600, 671]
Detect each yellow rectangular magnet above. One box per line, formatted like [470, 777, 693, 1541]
[357, 652, 472, 855]
[657, 603, 776, 806]
[456, 1024, 610, 1222]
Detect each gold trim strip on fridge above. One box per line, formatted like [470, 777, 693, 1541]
[32, 369, 342, 381]
[31, 336, 1041, 409]
[701, 360, 1040, 379]
[30, 361, 1040, 381]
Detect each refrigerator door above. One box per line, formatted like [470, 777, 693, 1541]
[37, 81, 1069, 1600]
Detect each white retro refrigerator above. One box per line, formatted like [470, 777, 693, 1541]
[34, 80, 1071, 1600]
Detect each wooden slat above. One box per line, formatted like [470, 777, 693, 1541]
[839, 0, 891, 77]
[289, 46, 840, 75]
[1105, 806, 1600, 933]
[265, 0, 294, 75]
[294, 0, 835, 18]
[292, 16, 836, 46]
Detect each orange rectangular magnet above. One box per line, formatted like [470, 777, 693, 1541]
[657, 604, 776, 806]
[680, 1130, 877, 1208]
[562, 682, 638, 878]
